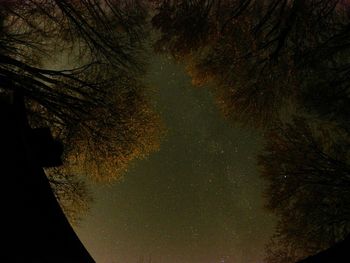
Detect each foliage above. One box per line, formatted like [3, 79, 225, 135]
[46, 167, 92, 225]
[0, 0, 163, 181]
[151, 0, 350, 127]
[150, 2, 350, 261]
[0, 1, 164, 218]
[258, 117, 350, 262]
[63, 81, 164, 181]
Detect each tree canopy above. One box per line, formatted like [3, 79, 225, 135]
[151, 0, 350, 127]
[0, 0, 164, 221]
[47, 167, 92, 225]
[259, 117, 350, 262]
[141, 2, 350, 261]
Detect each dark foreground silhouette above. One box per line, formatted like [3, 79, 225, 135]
[297, 235, 350, 263]
[0, 93, 95, 262]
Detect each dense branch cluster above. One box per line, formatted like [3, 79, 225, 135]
[0, 0, 163, 222]
[152, 0, 350, 127]
[151, 1, 350, 261]
[259, 118, 350, 262]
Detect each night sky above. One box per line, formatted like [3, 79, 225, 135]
[75, 55, 276, 263]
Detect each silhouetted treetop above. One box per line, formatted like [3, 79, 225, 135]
[47, 167, 92, 225]
[259, 117, 350, 262]
[0, 0, 164, 183]
[151, 0, 350, 128]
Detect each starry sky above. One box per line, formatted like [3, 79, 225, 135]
[75, 55, 276, 263]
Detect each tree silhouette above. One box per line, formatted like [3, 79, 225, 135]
[0, 0, 164, 220]
[258, 117, 350, 262]
[0, 1, 163, 183]
[47, 167, 92, 225]
[151, 0, 350, 128]
[299, 60, 350, 130]
[150, 2, 350, 261]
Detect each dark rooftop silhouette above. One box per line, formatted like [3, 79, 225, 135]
[0, 91, 95, 262]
